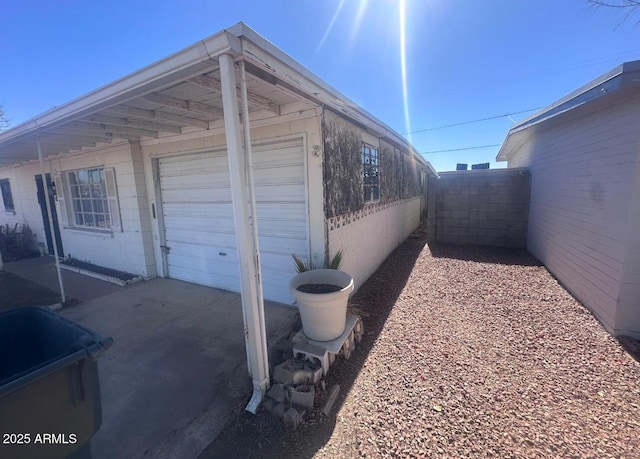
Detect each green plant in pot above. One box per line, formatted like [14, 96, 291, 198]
[289, 251, 354, 342]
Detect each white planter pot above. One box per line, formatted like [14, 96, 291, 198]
[290, 269, 355, 341]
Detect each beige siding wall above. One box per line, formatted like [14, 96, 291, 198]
[616, 149, 640, 338]
[327, 196, 421, 291]
[508, 98, 640, 332]
[0, 164, 49, 247]
[0, 142, 155, 276]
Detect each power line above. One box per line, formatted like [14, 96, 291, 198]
[421, 144, 502, 155]
[402, 107, 542, 135]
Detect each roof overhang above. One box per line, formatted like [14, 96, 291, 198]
[0, 22, 435, 175]
[497, 60, 640, 162]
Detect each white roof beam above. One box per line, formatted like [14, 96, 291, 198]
[105, 105, 211, 130]
[50, 126, 117, 142]
[65, 120, 158, 139]
[141, 92, 224, 118]
[40, 139, 98, 150]
[41, 131, 114, 144]
[82, 113, 182, 134]
[190, 74, 279, 115]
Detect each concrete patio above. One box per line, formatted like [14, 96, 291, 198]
[6, 258, 300, 459]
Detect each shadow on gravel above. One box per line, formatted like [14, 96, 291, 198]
[200, 237, 428, 459]
[429, 243, 543, 267]
[617, 336, 640, 363]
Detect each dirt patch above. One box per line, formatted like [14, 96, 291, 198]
[61, 258, 137, 281]
[200, 239, 640, 458]
[0, 271, 61, 312]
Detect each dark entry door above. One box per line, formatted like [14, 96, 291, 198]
[35, 174, 64, 257]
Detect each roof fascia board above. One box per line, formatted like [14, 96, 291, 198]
[511, 62, 626, 131]
[229, 23, 433, 171]
[497, 60, 640, 162]
[0, 30, 241, 145]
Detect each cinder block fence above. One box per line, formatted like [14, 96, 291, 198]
[427, 168, 530, 248]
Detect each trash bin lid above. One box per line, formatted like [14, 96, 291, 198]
[0, 307, 112, 390]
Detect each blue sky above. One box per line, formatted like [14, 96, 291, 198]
[1, 0, 639, 171]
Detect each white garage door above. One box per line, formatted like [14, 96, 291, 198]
[159, 137, 308, 304]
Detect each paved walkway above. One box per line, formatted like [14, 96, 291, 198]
[5, 256, 121, 303]
[6, 257, 300, 459]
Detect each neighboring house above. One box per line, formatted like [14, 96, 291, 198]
[497, 60, 640, 339]
[0, 23, 435, 306]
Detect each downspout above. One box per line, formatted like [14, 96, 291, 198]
[36, 136, 66, 303]
[219, 53, 270, 414]
[240, 60, 270, 383]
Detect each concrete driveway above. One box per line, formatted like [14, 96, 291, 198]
[54, 277, 299, 459]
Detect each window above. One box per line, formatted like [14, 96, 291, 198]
[58, 167, 121, 231]
[0, 178, 14, 212]
[362, 145, 380, 203]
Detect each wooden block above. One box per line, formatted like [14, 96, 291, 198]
[321, 384, 341, 417]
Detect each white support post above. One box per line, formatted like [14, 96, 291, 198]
[240, 59, 270, 382]
[36, 137, 66, 303]
[219, 53, 270, 414]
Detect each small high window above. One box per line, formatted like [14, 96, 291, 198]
[362, 145, 380, 203]
[0, 178, 15, 212]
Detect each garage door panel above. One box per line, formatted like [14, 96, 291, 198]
[256, 220, 307, 238]
[160, 175, 231, 190]
[159, 137, 307, 304]
[253, 202, 306, 219]
[167, 241, 239, 262]
[167, 229, 236, 247]
[258, 235, 307, 254]
[253, 184, 305, 201]
[253, 165, 304, 183]
[161, 152, 228, 172]
[161, 187, 232, 203]
[162, 203, 234, 219]
[165, 216, 235, 234]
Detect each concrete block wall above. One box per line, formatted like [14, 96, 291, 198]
[432, 168, 530, 248]
[327, 196, 421, 291]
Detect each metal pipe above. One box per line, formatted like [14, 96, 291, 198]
[219, 53, 269, 414]
[36, 137, 66, 303]
[240, 60, 270, 376]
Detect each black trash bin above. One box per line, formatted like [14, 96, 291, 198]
[0, 307, 113, 459]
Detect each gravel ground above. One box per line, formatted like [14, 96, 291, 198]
[202, 239, 640, 458]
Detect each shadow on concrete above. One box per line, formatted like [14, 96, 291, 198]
[5, 256, 122, 303]
[0, 271, 61, 312]
[200, 237, 427, 458]
[428, 242, 543, 267]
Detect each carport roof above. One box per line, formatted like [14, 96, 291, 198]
[0, 23, 435, 175]
[496, 60, 640, 162]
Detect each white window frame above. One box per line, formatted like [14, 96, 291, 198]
[55, 167, 121, 232]
[0, 178, 15, 213]
[362, 144, 380, 204]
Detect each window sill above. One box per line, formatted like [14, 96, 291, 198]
[3, 210, 16, 215]
[363, 200, 380, 206]
[63, 226, 114, 237]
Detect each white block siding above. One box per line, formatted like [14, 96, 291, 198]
[507, 97, 640, 335]
[327, 196, 421, 291]
[0, 164, 48, 242]
[0, 142, 156, 277]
